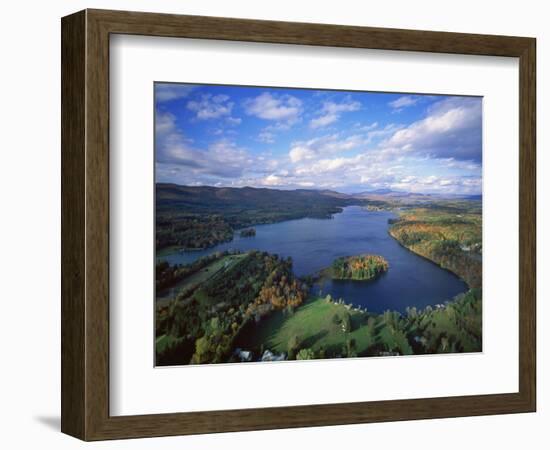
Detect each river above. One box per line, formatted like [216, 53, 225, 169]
[157, 206, 468, 313]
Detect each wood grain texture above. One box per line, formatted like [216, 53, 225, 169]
[61, 10, 86, 439]
[61, 9, 537, 441]
[88, 8, 532, 57]
[518, 39, 536, 410]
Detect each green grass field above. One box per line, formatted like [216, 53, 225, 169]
[235, 296, 413, 358]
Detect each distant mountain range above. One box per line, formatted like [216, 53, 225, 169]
[352, 189, 481, 202]
[156, 183, 481, 212]
[156, 183, 355, 214]
[353, 188, 396, 195]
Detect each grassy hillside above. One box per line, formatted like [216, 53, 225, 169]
[236, 289, 481, 360]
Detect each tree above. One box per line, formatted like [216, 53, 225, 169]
[296, 348, 315, 360]
[192, 336, 210, 364]
[287, 334, 301, 360]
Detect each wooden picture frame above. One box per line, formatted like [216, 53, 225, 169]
[61, 9, 536, 441]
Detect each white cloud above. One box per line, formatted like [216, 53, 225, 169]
[441, 157, 481, 171]
[310, 114, 339, 129]
[389, 95, 418, 110]
[262, 174, 283, 186]
[155, 84, 195, 102]
[288, 133, 366, 163]
[388, 173, 481, 193]
[310, 99, 361, 129]
[257, 174, 316, 188]
[311, 157, 352, 172]
[289, 146, 316, 163]
[323, 100, 361, 115]
[355, 122, 378, 132]
[187, 94, 234, 120]
[155, 112, 176, 135]
[244, 92, 302, 123]
[382, 97, 482, 161]
[155, 111, 255, 181]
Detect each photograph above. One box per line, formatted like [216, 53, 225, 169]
[0, 1, 540, 445]
[154, 82, 483, 366]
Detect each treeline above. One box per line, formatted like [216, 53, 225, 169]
[331, 254, 389, 281]
[156, 214, 233, 250]
[240, 228, 256, 237]
[155, 183, 352, 252]
[390, 228, 482, 288]
[362, 288, 482, 356]
[236, 288, 482, 362]
[389, 207, 482, 288]
[156, 207, 342, 251]
[401, 288, 482, 354]
[320, 289, 481, 357]
[155, 251, 308, 365]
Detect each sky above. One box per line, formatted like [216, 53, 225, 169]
[155, 83, 482, 195]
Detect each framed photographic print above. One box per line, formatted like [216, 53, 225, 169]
[61, 9, 536, 440]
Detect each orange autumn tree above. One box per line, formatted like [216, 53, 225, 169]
[251, 264, 307, 313]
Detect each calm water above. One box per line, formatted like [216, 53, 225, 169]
[158, 206, 467, 313]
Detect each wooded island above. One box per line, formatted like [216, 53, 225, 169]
[331, 254, 389, 281]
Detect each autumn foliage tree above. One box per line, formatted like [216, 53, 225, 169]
[331, 254, 389, 281]
[248, 257, 307, 314]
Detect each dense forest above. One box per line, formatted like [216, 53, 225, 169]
[240, 228, 256, 237]
[331, 254, 389, 281]
[388, 203, 482, 288]
[156, 214, 233, 250]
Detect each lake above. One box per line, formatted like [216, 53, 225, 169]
[158, 206, 468, 313]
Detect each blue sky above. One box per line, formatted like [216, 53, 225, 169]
[155, 83, 482, 195]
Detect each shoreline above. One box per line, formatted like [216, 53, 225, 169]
[387, 229, 471, 288]
[386, 219, 480, 289]
[158, 206, 476, 315]
[156, 206, 349, 258]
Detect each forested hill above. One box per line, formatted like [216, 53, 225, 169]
[155, 184, 481, 252]
[155, 184, 357, 251]
[156, 183, 355, 213]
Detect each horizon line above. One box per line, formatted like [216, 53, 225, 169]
[155, 182, 482, 197]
